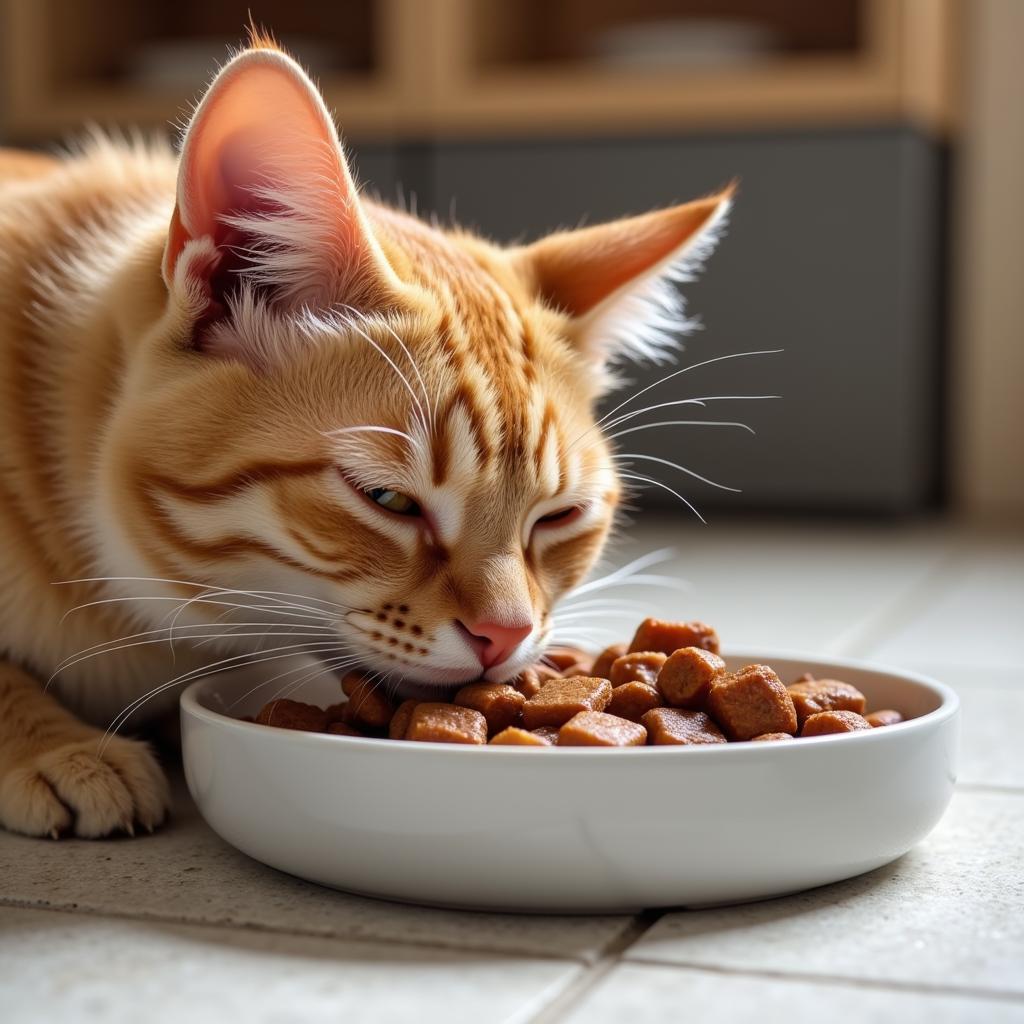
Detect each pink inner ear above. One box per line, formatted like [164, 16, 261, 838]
[163, 52, 369, 284]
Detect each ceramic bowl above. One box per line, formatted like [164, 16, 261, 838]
[180, 650, 959, 912]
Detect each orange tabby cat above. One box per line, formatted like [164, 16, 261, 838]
[0, 40, 731, 838]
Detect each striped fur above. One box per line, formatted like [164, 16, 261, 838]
[0, 42, 730, 837]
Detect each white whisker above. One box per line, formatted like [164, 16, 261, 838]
[614, 452, 740, 493]
[618, 472, 706, 524]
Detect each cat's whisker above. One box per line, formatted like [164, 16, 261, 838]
[614, 452, 740, 493]
[228, 651, 365, 710]
[53, 576, 353, 616]
[325, 425, 422, 451]
[49, 628, 340, 687]
[371, 313, 436, 428]
[618, 471, 706, 524]
[601, 394, 778, 433]
[100, 640, 357, 753]
[45, 615, 333, 683]
[570, 348, 783, 450]
[561, 548, 679, 601]
[335, 311, 430, 440]
[605, 419, 756, 445]
[261, 652, 365, 709]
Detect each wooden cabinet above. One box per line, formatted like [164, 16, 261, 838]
[1, 0, 959, 143]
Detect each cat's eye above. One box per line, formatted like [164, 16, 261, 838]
[535, 506, 581, 526]
[366, 487, 421, 517]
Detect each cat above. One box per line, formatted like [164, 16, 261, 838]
[0, 38, 731, 839]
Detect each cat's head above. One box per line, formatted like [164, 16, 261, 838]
[107, 43, 731, 695]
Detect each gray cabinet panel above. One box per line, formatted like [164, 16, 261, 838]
[426, 130, 944, 514]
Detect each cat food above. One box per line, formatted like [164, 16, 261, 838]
[490, 726, 551, 746]
[591, 643, 628, 680]
[706, 664, 798, 741]
[641, 708, 727, 746]
[629, 618, 719, 656]
[405, 703, 488, 745]
[521, 676, 613, 729]
[453, 683, 525, 735]
[801, 710, 873, 736]
[656, 647, 727, 709]
[865, 709, 903, 728]
[607, 681, 663, 722]
[609, 652, 666, 688]
[787, 678, 866, 726]
[558, 711, 647, 747]
[249, 616, 908, 749]
[255, 699, 328, 732]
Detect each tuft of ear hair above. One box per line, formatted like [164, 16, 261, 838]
[517, 185, 734, 378]
[163, 43, 398, 355]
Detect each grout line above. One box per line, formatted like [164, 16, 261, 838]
[825, 544, 967, 660]
[622, 958, 1024, 1005]
[524, 911, 663, 1024]
[0, 898, 615, 966]
[956, 782, 1024, 795]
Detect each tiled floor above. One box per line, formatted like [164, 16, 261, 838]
[2, 518, 1022, 1023]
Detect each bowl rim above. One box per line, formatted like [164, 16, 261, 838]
[180, 647, 960, 759]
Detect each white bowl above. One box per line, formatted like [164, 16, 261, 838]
[180, 651, 959, 912]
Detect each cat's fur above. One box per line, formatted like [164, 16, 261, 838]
[0, 40, 731, 838]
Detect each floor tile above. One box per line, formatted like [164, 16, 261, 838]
[860, 537, 1024, 668]
[625, 789, 1024, 995]
[559, 519, 951, 657]
[0, 774, 631, 963]
[559, 963, 1024, 1024]
[0, 906, 580, 1024]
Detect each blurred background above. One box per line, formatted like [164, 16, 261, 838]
[1, 0, 1020, 523]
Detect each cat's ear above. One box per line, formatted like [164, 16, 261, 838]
[517, 187, 734, 373]
[163, 45, 398, 324]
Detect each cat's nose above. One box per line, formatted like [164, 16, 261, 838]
[458, 619, 532, 669]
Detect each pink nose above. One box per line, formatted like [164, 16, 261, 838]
[459, 619, 532, 669]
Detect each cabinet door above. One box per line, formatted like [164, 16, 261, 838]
[428, 129, 944, 514]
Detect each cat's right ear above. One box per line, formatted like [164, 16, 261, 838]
[163, 46, 398, 326]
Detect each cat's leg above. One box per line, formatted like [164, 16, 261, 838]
[0, 662, 169, 838]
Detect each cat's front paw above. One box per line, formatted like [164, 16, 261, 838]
[0, 735, 170, 838]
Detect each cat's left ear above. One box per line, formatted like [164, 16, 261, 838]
[163, 46, 398, 315]
[516, 187, 734, 373]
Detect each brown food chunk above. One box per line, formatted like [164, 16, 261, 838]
[751, 732, 795, 742]
[559, 661, 593, 678]
[325, 721, 363, 737]
[802, 710, 873, 736]
[545, 648, 592, 672]
[629, 618, 720, 656]
[490, 726, 551, 746]
[405, 703, 488, 745]
[706, 664, 797, 741]
[558, 711, 647, 747]
[865, 709, 904, 728]
[787, 679, 867, 726]
[531, 726, 560, 744]
[454, 683, 525, 735]
[255, 699, 328, 733]
[610, 651, 667, 688]
[791, 672, 816, 685]
[238, 715, 255, 723]
[591, 643, 628, 680]
[656, 647, 727, 709]
[607, 681, 663, 722]
[388, 699, 420, 740]
[641, 707, 727, 745]
[339, 671, 395, 729]
[521, 676, 612, 728]
[513, 664, 561, 698]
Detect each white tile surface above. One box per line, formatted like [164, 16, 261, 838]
[860, 537, 1024, 668]
[560, 520, 952, 656]
[0, 906, 581, 1024]
[0, 775, 632, 963]
[627, 790, 1024, 995]
[559, 963, 1024, 1024]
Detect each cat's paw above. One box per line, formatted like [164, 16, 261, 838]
[0, 735, 170, 838]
